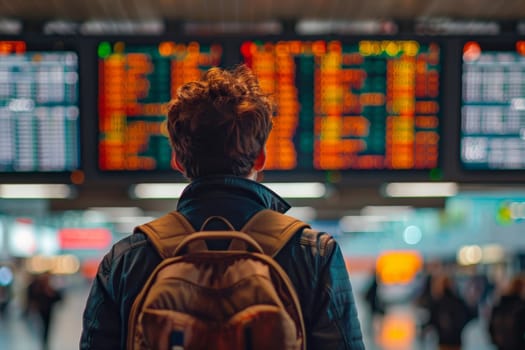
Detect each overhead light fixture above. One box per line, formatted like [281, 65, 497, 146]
[263, 182, 327, 199]
[339, 215, 386, 233]
[286, 206, 317, 221]
[361, 205, 414, 216]
[130, 183, 187, 199]
[382, 182, 458, 198]
[88, 206, 143, 217]
[296, 19, 397, 35]
[0, 184, 73, 199]
[130, 182, 327, 199]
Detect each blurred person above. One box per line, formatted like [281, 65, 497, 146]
[412, 260, 444, 342]
[0, 264, 14, 318]
[427, 274, 473, 350]
[414, 269, 434, 310]
[488, 274, 525, 350]
[362, 270, 386, 340]
[364, 271, 385, 317]
[80, 65, 365, 350]
[0, 283, 11, 318]
[412, 269, 435, 342]
[26, 271, 63, 350]
[463, 272, 495, 320]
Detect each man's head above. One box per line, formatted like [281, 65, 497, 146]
[166, 65, 273, 179]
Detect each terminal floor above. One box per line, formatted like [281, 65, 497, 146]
[0, 285, 496, 350]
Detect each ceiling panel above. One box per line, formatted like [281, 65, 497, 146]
[0, 0, 524, 21]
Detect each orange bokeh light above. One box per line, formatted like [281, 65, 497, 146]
[517, 41, 525, 56]
[376, 311, 416, 349]
[376, 250, 423, 285]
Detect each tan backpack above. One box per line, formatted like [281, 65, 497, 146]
[127, 209, 309, 350]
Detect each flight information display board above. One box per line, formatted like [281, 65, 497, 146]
[0, 41, 80, 172]
[98, 41, 222, 171]
[241, 39, 441, 171]
[461, 40, 525, 170]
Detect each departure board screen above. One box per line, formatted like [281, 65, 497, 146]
[461, 41, 525, 170]
[98, 41, 222, 171]
[241, 39, 441, 171]
[0, 41, 80, 172]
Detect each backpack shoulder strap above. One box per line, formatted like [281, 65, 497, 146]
[135, 209, 310, 259]
[240, 209, 310, 257]
[134, 211, 196, 259]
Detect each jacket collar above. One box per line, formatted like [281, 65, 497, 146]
[176, 175, 291, 214]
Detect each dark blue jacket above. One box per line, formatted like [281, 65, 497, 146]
[80, 176, 364, 349]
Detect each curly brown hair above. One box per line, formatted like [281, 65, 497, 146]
[166, 65, 273, 179]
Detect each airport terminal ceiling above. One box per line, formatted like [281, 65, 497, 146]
[1, 0, 525, 22]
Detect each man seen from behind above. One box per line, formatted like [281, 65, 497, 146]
[80, 64, 365, 350]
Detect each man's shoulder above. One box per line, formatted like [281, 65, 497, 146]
[100, 231, 151, 267]
[98, 231, 162, 282]
[114, 231, 148, 254]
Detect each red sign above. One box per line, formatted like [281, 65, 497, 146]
[0, 41, 26, 54]
[58, 228, 112, 250]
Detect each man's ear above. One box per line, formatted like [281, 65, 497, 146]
[253, 148, 266, 172]
[171, 152, 185, 173]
